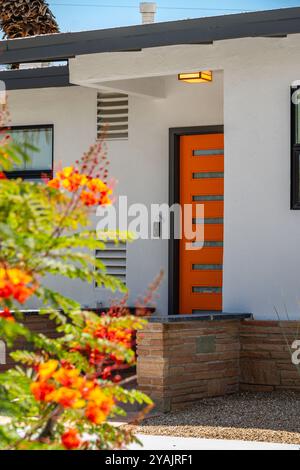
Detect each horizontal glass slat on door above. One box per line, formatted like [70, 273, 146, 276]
[193, 264, 223, 270]
[192, 287, 222, 294]
[192, 310, 222, 314]
[193, 195, 224, 201]
[191, 241, 223, 248]
[193, 218, 224, 224]
[193, 172, 224, 179]
[193, 149, 224, 156]
[204, 241, 223, 247]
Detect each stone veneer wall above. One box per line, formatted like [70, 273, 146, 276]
[137, 318, 300, 412]
[136, 319, 241, 412]
[240, 320, 300, 392]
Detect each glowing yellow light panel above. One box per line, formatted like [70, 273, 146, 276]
[178, 71, 213, 83]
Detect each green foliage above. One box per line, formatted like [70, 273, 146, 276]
[0, 179, 126, 305]
[0, 140, 33, 172]
[0, 125, 154, 450]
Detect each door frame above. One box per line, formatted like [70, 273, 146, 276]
[168, 125, 224, 315]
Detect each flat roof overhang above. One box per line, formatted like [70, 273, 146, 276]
[0, 7, 299, 65]
[0, 65, 73, 90]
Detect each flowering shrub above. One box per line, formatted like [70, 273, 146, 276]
[0, 108, 155, 450]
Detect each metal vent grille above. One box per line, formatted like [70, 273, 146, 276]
[97, 92, 128, 140]
[95, 241, 127, 287]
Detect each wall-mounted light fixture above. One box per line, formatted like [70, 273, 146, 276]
[178, 71, 213, 83]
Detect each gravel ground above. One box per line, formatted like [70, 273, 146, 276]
[126, 392, 300, 445]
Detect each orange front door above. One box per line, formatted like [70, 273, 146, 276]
[179, 134, 224, 314]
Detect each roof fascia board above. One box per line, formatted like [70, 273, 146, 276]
[0, 8, 299, 64]
[0, 65, 73, 90]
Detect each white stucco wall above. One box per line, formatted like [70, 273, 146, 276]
[222, 38, 300, 320]
[6, 75, 224, 313]
[8, 32, 300, 319]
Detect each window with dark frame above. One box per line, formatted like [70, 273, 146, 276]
[5, 125, 53, 181]
[291, 87, 300, 209]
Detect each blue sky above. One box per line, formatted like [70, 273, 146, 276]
[48, 0, 300, 32]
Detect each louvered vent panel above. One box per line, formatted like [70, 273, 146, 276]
[95, 241, 127, 287]
[97, 92, 129, 140]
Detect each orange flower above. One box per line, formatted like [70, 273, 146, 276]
[48, 178, 60, 189]
[0, 268, 37, 304]
[100, 193, 112, 206]
[91, 324, 132, 348]
[31, 364, 85, 408]
[0, 307, 15, 322]
[1, 268, 32, 285]
[61, 429, 82, 450]
[38, 360, 59, 381]
[85, 389, 114, 424]
[47, 387, 85, 409]
[87, 178, 108, 193]
[61, 167, 75, 179]
[80, 190, 98, 207]
[53, 367, 84, 388]
[13, 285, 36, 304]
[85, 403, 107, 425]
[85, 398, 114, 425]
[86, 387, 106, 405]
[30, 381, 56, 402]
[48, 167, 88, 193]
[47, 166, 112, 206]
[79, 379, 97, 400]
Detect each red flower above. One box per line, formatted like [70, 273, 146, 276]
[0, 268, 38, 304]
[80, 190, 98, 207]
[61, 429, 82, 450]
[30, 381, 56, 402]
[85, 403, 106, 425]
[0, 285, 13, 299]
[13, 285, 35, 304]
[0, 172, 6, 180]
[0, 307, 14, 322]
[47, 178, 60, 189]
